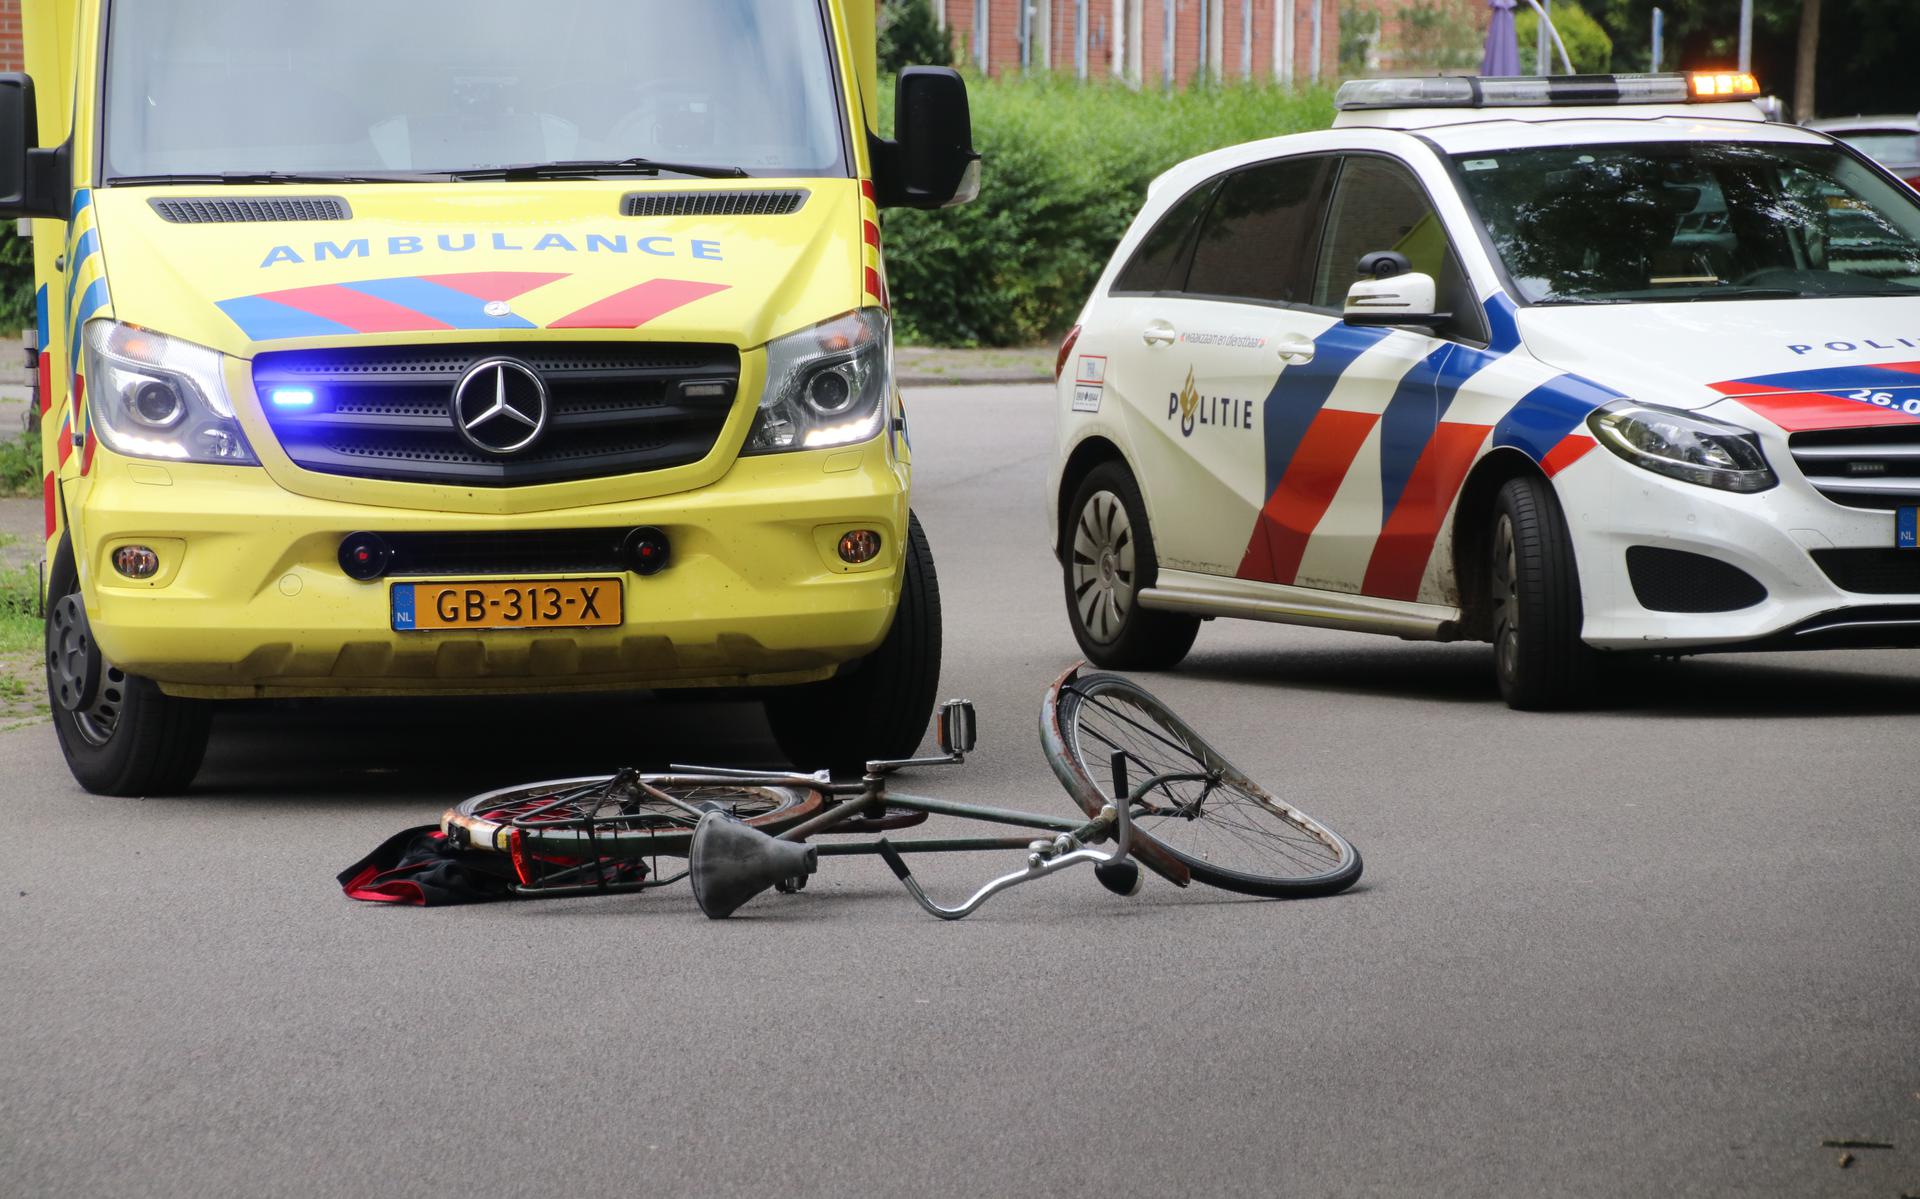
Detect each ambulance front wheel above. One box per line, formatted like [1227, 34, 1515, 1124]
[45, 545, 212, 796]
[763, 511, 943, 775]
[1062, 462, 1199, 671]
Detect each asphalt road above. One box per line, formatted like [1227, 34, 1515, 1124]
[4, 383, 1918, 1198]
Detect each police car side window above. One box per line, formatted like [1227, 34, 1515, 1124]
[1111, 182, 1217, 294]
[1184, 156, 1338, 304]
[1310, 157, 1481, 336]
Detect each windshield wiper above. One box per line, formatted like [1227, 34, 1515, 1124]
[1683, 287, 1806, 301]
[107, 171, 439, 185]
[447, 157, 749, 181]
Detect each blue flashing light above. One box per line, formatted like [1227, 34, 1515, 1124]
[270, 387, 316, 409]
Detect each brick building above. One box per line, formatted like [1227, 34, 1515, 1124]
[936, 1, 1337, 88]
[0, 0, 19, 72]
[0, 0, 1347, 87]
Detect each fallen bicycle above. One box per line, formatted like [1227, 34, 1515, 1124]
[339, 666, 1363, 919]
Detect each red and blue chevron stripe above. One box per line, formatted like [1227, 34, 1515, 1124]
[1709, 361, 1920, 430]
[216, 272, 729, 341]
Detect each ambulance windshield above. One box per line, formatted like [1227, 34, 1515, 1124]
[100, 0, 849, 180]
[1453, 141, 1920, 304]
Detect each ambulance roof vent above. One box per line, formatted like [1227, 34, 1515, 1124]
[149, 196, 352, 224]
[622, 189, 809, 218]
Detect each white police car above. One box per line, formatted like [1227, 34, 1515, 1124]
[1048, 73, 1920, 708]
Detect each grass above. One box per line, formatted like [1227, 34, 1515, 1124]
[0, 424, 40, 496]
[0, 564, 45, 727]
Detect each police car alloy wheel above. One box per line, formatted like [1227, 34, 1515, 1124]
[1063, 463, 1199, 670]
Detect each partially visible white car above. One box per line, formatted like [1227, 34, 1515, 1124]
[1048, 73, 1920, 709]
[1805, 115, 1920, 189]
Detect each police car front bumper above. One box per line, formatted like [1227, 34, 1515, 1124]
[1559, 444, 1920, 652]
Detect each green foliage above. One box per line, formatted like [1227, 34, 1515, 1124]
[878, 0, 954, 74]
[1517, 2, 1613, 75]
[0, 424, 39, 497]
[0, 563, 41, 654]
[1393, 0, 1481, 72]
[0, 224, 34, 336]
[882, 77, 1336, 346]
[1339, 5, 1381, 77]
[1595, 0, 1797, 72]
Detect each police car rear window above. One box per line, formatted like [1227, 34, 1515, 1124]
[1112, 183, 1215, 294]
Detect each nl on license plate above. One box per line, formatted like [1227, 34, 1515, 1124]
[1899, 507, 1918, 550]
[391, 578, 623, 631]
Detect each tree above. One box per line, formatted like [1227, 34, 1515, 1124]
[878, 0, 954, 74]
[1516, 2, 1613, 75]
[1339, 5, 1381, 77]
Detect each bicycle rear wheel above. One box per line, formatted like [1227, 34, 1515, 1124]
[445, 775, 824, 863]
[1043, 671, 1361, 898]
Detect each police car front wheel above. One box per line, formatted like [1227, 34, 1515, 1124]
[1063, 462, 1198, 670]
[1489, 476, 1597, 711]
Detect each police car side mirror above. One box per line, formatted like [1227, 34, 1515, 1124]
[1342, 271, 1450, 328]
[0, 74, 67, 219]
[872, 67, 981, 210]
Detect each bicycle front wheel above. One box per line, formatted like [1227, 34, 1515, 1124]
[1043, 671, 1362, 898]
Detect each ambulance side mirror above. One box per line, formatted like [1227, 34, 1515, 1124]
[0, 75, 68, 219]
[872, 67, 980, 210]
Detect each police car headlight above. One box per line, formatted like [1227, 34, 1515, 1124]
[82, 321, 257, 465]
[1588, 400, 1775, 493]
[744, 309, 890, 455]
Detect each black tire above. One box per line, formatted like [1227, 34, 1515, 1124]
[1062, 461, 1199, 670]
[763, 511, 942, 773]
[1043, 671, 1361, 899]
[1490, 475, 1598, 710]
[45, 547, 212, 796]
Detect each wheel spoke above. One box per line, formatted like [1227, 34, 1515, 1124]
[1061, 681, 1353, 888]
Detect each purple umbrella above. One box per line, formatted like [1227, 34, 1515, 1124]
[1482, 0, 1520, 76]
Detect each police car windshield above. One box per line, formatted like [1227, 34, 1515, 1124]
[1451, 141, 1920, 304]
[100, 0, 848, 181]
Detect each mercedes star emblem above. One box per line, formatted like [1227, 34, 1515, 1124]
[451, 358, 548, 455]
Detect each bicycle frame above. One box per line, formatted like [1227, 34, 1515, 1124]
[441, 688, 1177, 919]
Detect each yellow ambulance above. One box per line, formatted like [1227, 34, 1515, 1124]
[1, 0, 978, 793]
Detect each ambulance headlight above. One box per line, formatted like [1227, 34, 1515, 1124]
[744, 309, 890, 454]
[82, 322, 258, 465]
[1588, 400, 1776, 493]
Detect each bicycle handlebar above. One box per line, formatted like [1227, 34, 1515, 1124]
[875, 786, 1139, 921]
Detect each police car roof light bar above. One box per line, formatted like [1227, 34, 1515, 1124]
[1333, 72, 1760, 112]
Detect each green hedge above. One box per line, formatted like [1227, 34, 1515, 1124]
[881, 76, 1335, 347]
[0, 224, 32, 337]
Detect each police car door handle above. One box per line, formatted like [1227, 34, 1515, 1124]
[1275, 334, 1315, 364]
[1141, 321, 1177, 347]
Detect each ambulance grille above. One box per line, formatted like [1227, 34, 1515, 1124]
[253, 343, 739, 487]
[149, 196, 351, 223]
[622, 190, 808, 217]
[1788, 427, 1920, 510]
